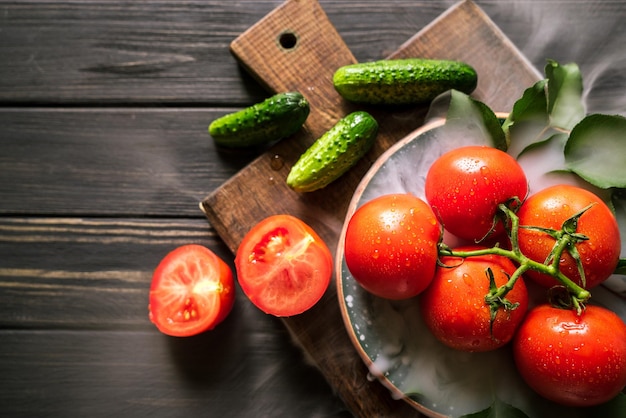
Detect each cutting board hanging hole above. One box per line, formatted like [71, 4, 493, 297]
[278, 31, 298, 50]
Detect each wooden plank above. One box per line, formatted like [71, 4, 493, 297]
[199, 1, 542, 416]
[0, 1, 270, 104]
[0, 216, 351, 415]
[0, 0, 447, 104]
[0, 329, 349, 417]
[2, 1, 625, 107]
[0, 108, 255, 217]
[201, 0, 541, 251]
[0, 217, 230, 328]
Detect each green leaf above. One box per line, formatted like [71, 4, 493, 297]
[441, 89, 507, 150]
[461, 398, 529, 418]
[505, 61, 586, 159]
[612, 189, 626, 274]
[503, 79, 549, 157]
[564, 114, 626, 188]
[545, 59, 586, 131]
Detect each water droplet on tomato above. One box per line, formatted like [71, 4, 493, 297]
[480, 166, 491, 184]
[462, 273, 472, 286]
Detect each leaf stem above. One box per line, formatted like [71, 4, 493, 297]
[438, 203, 591, 313]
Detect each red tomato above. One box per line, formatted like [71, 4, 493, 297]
[513, 304, 626, 407]
[419, 246, 529, 352]
[424, 145, 528, 242]
[517, 184, 621, 289]
[235, 214, 332, 317]
[149, 244, 235, 337]
[344, 193, 440, 300]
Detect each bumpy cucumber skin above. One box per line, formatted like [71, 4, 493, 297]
[286, 111, 379, 193]
[333, 59, 478, 105]
[209, 92, 310, 147]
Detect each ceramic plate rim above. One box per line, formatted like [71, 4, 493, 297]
[336, 118, 448, 418]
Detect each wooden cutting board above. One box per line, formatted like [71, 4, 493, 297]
[201, 0, 541, 416]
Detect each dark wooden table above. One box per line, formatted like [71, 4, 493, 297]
[1, 1, 625, 417]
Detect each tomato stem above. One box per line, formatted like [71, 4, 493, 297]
[438, 203, 592, 313]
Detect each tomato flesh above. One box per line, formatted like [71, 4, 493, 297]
[149, 244, 235, 337]
[513, 304, 626, 407]
[235, 214, 332, 317]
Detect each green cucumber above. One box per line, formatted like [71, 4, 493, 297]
[286, 111, 378, 192]
[209, 91, 310, 147]
[332, 58, 478, 105]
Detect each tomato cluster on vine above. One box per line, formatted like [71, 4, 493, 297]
[343, 145, 626, 408]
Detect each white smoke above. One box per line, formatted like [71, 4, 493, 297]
[478, 1, 626, 116]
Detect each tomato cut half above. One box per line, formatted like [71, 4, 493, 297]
[149, 244, 235, 337]
[235, 214, 333, 317]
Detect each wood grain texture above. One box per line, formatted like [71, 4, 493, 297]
[0, 1, 275, 104]
[201, 0, 541, 250]
[2, 1, 624, 109]
[0, 108, 256, 217]
[0, 0, 441, 105]
[0, 329, 349, 417]
[200, 1, 541, 416]
[0, 217, 227, 328]
[0, 217, 351, 416]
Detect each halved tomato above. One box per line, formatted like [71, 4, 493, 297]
[149, 244, 235, 337]
[235, 214, 333, 317]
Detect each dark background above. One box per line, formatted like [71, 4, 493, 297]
[1, 1, 624, 417]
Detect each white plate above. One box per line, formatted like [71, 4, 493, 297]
[336, 119, 625, 418]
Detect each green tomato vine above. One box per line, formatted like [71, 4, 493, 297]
[438, 200, 592, 319]
[432, 59, 626, 325]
